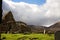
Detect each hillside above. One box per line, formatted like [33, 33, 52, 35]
[47, 22, 60, 33]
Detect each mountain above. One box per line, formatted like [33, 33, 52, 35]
[27, 22, 60, 34]
[47, 22, 60, 33]
[0, 11, 16, 33]
[0, 11, 31, 33]
[27, 25, 47, 34]
[2, 11, 15, 23]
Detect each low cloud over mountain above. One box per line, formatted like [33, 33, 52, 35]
[2, 0, 60, 27]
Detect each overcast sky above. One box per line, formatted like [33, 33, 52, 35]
[2, 0, 60, 27]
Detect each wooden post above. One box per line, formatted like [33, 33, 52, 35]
[44, 29, 46, 34]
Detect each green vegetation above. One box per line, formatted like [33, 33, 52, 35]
[1, 33, 54, 40]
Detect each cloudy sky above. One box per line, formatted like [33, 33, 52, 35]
[2, 0, 60, 27]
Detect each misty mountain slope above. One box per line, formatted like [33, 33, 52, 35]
[47, 22, 60, 33]
[27, 25, 47, 33]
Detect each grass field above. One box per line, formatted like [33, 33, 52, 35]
[1, 33, 54, 40]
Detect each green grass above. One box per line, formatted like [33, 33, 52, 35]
[1, 33, 54, 40]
